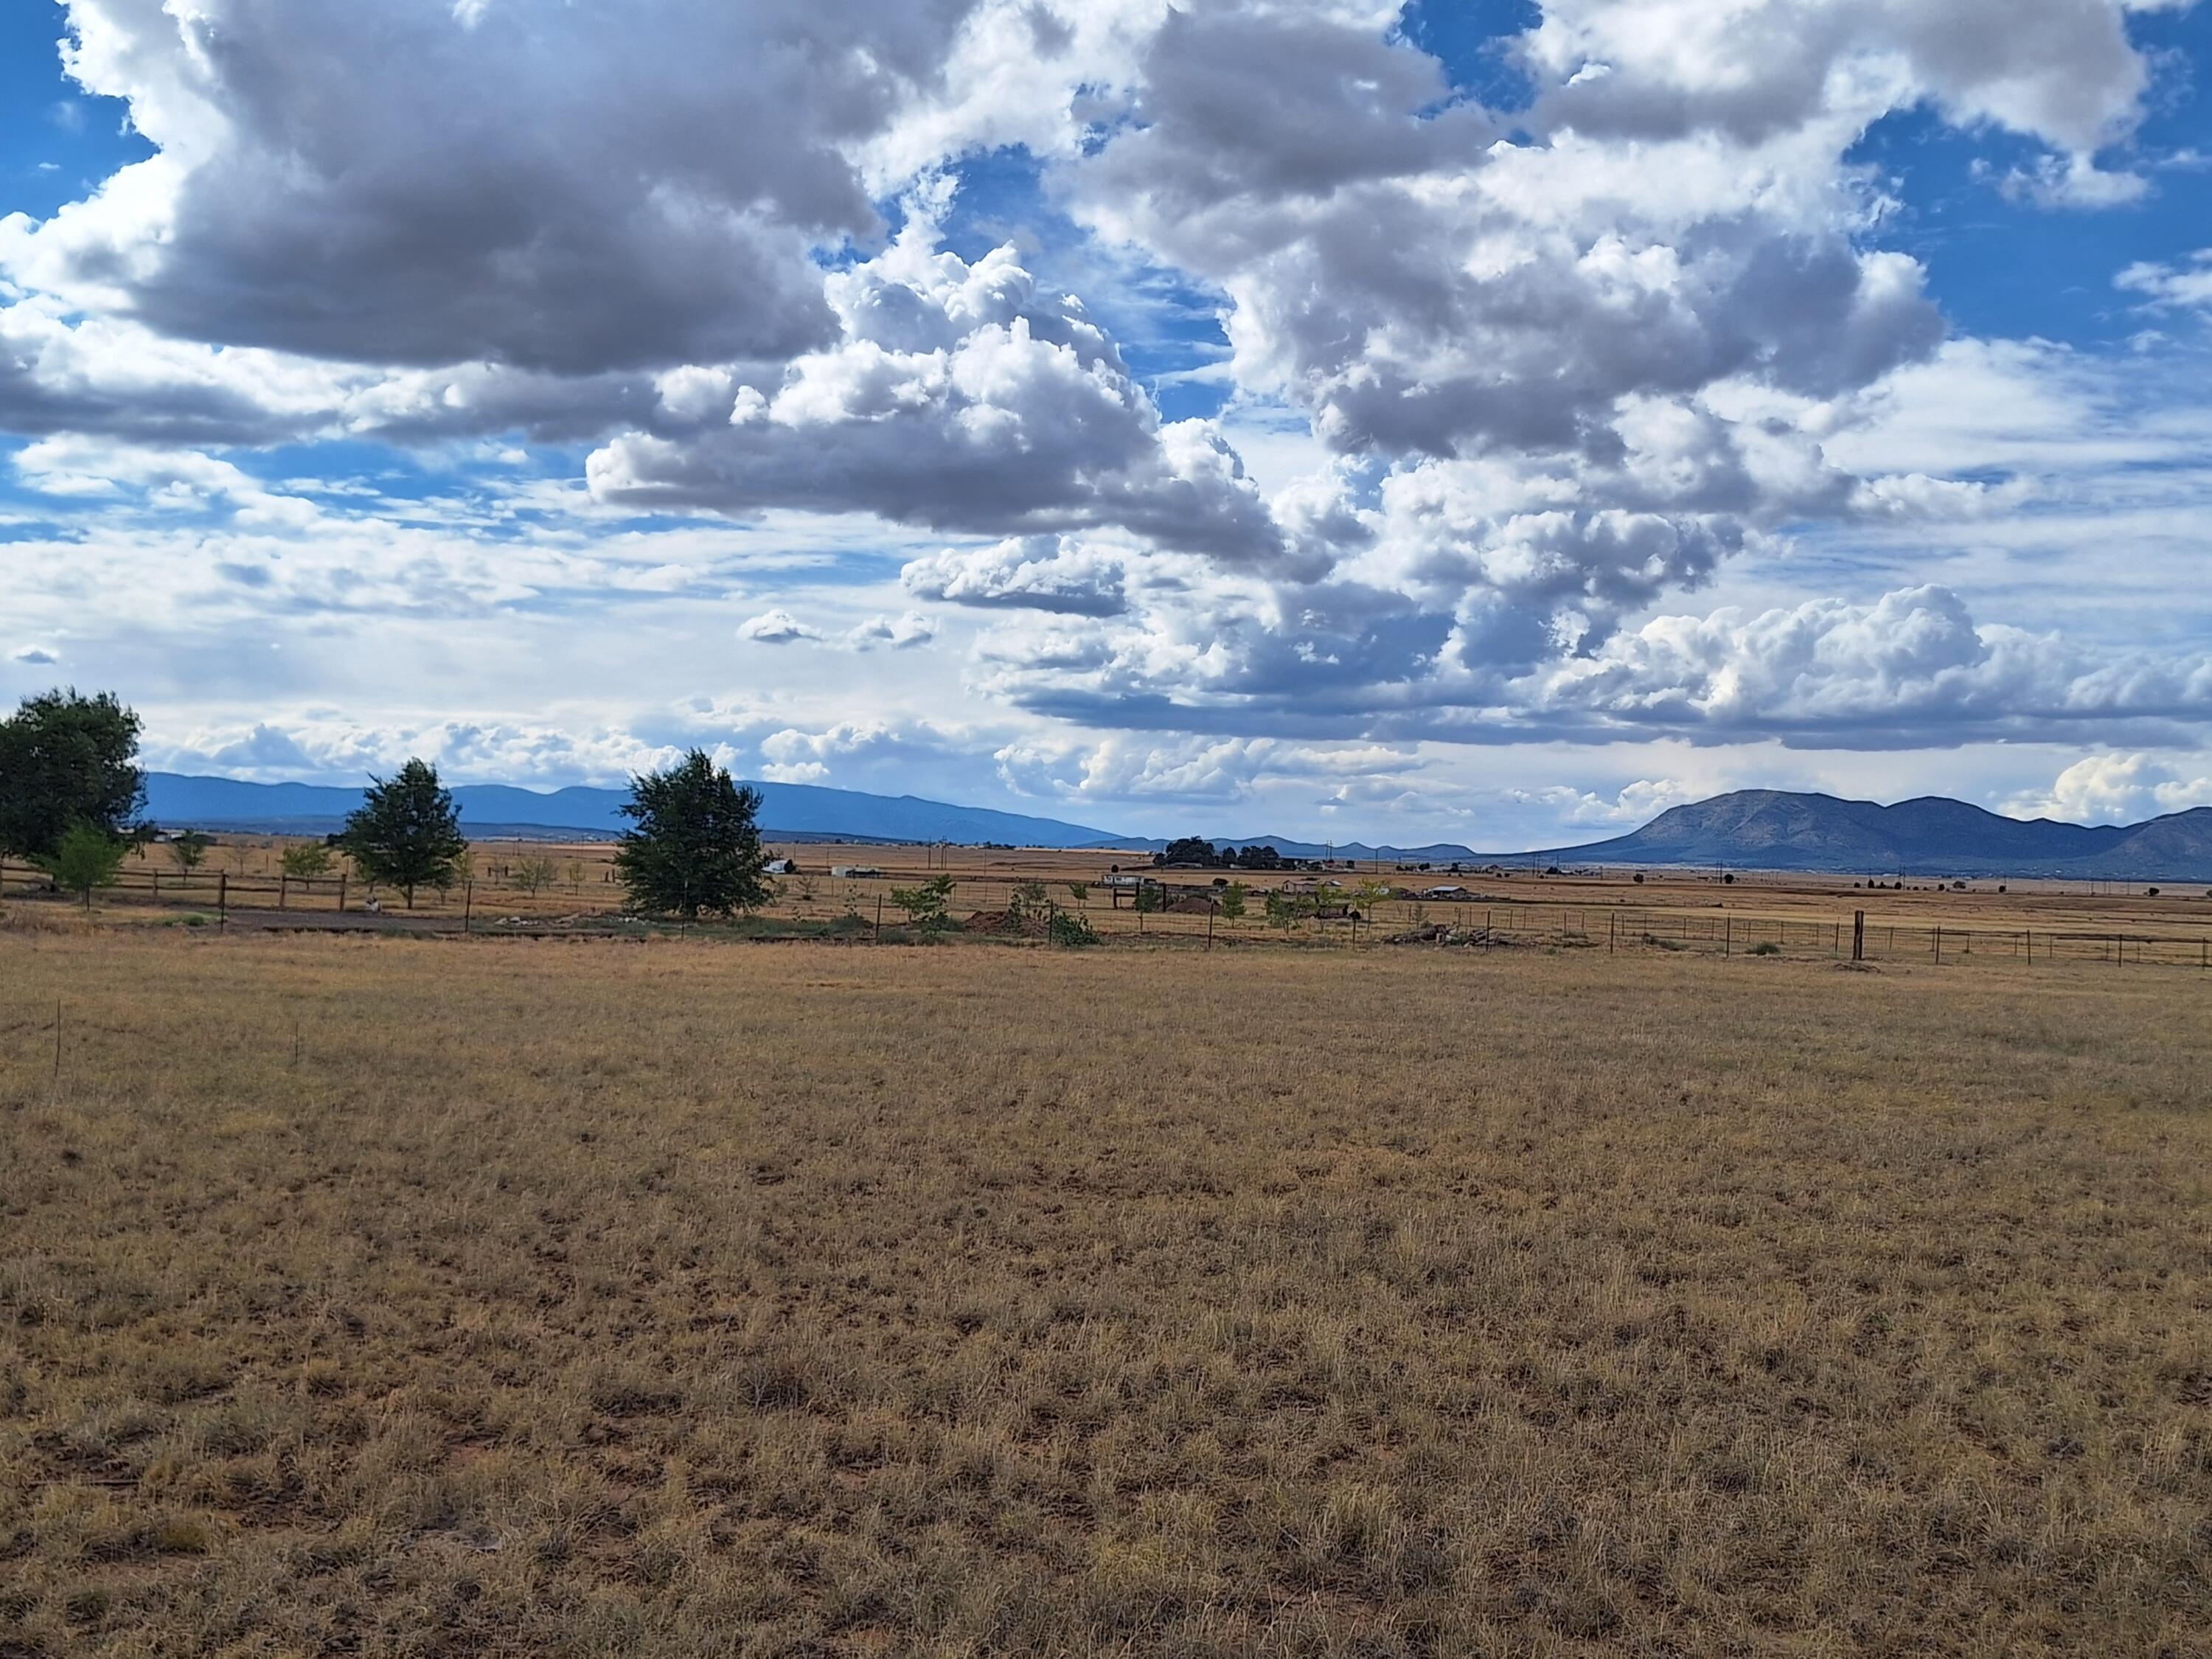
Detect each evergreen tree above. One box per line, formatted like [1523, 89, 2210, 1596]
[0, 689, 146, 859]
[340, 759, 465, 908]
[615, 750, 768, 919]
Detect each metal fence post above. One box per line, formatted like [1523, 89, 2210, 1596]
[218, 871, 228, 933]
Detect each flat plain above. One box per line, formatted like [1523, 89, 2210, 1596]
[2, 930, 2209, 1656]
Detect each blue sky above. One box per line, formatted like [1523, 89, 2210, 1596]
[4, 0, 2211, 845]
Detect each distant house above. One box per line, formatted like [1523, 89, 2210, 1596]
[1422, 885, 1470, 899]
[830, 865, 881, 879]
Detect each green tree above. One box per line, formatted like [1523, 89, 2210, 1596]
[1008, 880, 1048, 923]
[1048, 910, 1099, 948]
[515, 854, 559, 894]
[1134, 882, 1162, 915]
[42, 821, 127, 911]
[1065, 881, 1089, 910]
[614, 750, 768, 919]
[1218, 880, 1247, 920]
[340, 759, 466, 908]
[0, 689, 146, 859]
[888, 873, 956, 933]
[280, 842, 334, 880]
[168, 829, 211, 877]
[1159, 836, 1219, 866]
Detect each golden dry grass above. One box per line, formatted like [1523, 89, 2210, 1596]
[2, 934, 2210, 1656]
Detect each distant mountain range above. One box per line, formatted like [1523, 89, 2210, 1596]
[141, 774, 2212, 880]
[1506, 790, 2212, 880]
[144, 773, 1140, 850]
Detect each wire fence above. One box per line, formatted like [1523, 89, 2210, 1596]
[4, 860, 2210, 971]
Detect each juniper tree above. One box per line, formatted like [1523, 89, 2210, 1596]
[615, 750, 768, 919]
[340, 759, 466, 908]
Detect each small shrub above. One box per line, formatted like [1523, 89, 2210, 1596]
[1748, 941, 1781, 956]
[1048, 911, 1100, 949]
[888, 874, 956, 933]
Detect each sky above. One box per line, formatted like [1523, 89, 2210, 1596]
[2, 0, 2211, 849]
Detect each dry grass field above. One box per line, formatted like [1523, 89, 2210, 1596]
[3, 933, 2210, 1656]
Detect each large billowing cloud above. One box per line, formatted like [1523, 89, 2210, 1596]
[585, 219, 1286, 563]
[1064, 1, 1955, 469]
[3, 0, 997, 372]
[971, 577, 2212, 749]
[902, 535, 1133, 617]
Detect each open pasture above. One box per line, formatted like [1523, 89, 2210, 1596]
[2, 936, 2210, 1656]
[7, 835, 2212, 968]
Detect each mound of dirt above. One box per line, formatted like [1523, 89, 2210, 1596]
[1385, 924, 1528, 948]
[961, 909, 1049, 936]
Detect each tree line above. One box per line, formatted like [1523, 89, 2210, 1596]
[1152, 837, 1293, 870]
[0, 689, 774, 918]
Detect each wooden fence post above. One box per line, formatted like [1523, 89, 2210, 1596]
[278, 874, 288, 911]
[338, 874, 347, 914]
[218, 871, 228, 933]
[1852, 911, 1864, 962]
